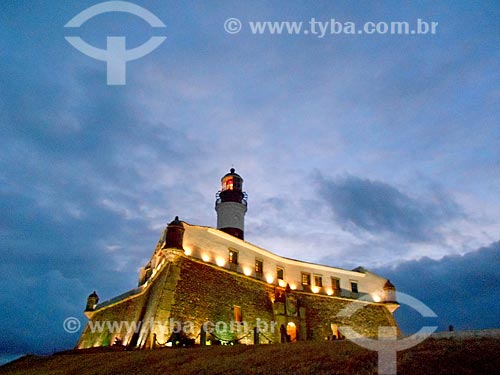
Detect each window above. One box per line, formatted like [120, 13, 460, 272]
[331, 277, 340, 290]
[228, 249, 238, 265]
[255, 259, 263, 275]
[223, 178, 234, 190]
[222, 177, 234, 191]
[351, 282, 358, 294]
[314, 275, 323, 287]
[331, 324, 339, 339]
[301, 272, 311, 286]
[233, 306, 242, 323]
[276, 267, 284, 281]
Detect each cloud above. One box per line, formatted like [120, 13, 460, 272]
[373, 241, 500, 334]
[317, 174, 463, 242]
[0, 63, 205, 354]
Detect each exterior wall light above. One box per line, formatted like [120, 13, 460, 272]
[216, 257, 226, 267]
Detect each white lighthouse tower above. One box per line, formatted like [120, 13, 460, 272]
[215, 168, 247, 240]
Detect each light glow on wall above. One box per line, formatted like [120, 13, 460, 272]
[289, 283, 297, 290]
[278, 279, 286, 287]
[372, 293, 381, 302]
[216, 257, 226, 267]
[266, 275, 274, 284]
[311, 286, 320, 293]
[326, 289, 333, 296]
[243, 267, 252, 276]
[184, 246, 192, 256]
[123, 334, 132, 347]
[201, 254, 210, 262]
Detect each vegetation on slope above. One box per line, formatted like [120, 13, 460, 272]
[0, 338, 498, 375]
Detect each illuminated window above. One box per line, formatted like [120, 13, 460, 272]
[255, 259, 263, 275]
[276, 267, 284, 281]
[228, 249, 238, 265]
[314, 275, 323, 287]
[331, 277, 340, 290]
[301, 272, 311, 286]
[233, 306, 242, 323]
[351, 282, 358, 294]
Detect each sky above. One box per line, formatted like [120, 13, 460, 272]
[0, 0, 499, 361]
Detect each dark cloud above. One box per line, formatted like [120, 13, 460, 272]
[0, 64, 201, 356]
[373, 242, 500, 334]
[317, 174, 462, 242]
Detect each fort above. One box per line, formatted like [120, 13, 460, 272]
[77, 169, 399, 349]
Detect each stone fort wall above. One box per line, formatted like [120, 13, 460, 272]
[77, 254, 398, 349]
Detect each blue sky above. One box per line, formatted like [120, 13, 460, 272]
[0, 0, 499, 359]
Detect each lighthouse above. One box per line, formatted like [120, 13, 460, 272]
[78, 168, 400, 350]
[215, 168, 247, 240]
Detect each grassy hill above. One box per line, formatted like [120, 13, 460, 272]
[1, 337, 498, 375]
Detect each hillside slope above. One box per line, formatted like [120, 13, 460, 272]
[1, 338, 498, 375]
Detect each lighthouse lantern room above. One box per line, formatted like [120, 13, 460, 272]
[215, 168, 248, 240]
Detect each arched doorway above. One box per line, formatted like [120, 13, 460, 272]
[287, 322, 297, 342]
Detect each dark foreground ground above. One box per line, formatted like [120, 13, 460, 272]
[1, 337, 498, 375]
